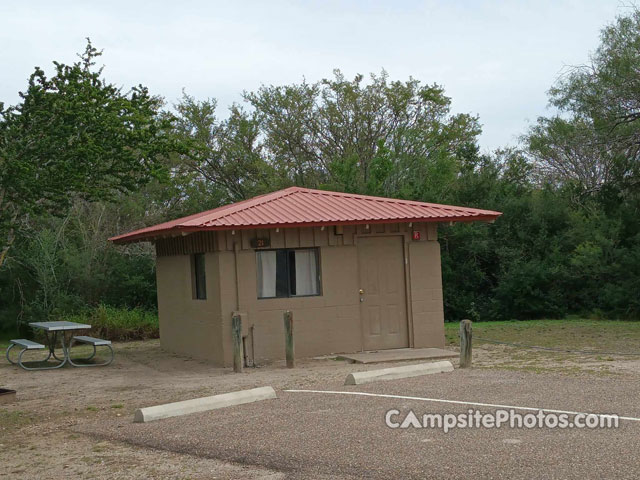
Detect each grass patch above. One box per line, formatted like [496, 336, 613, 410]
[444, 318, 640, 376]
[60, 305, 158, 342]
[444, 318, 640, 354]
[91, 441, 110, 453]
[86, 405, 99, 412]
[0, 410, 33, 428]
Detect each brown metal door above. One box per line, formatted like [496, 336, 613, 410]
[357, 236, 409, 350]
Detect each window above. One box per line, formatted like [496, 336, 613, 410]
[192, 253, 207, 300]
[256, 248, 321, 299]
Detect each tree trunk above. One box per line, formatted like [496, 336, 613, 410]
[0, 226, 16, 270]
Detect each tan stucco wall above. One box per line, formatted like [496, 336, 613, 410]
[155, 253, 224, 364]
[408, 241, 445, 349]
[221, 245, 362, 365]
[155, 222, 445, 366]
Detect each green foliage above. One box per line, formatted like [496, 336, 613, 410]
[61, 305, 158, 341]
[0, 200, 157, 331]
[0, 39, 180, 269]
[507, 8, 640, 320]
[438, 126, 640, 321]
[243, 70, 480, 195]
[3, 12, 640, 332]
[528, 10, 640, 197]
[1, 40, 173, 209]
[171, 93, 276, 203]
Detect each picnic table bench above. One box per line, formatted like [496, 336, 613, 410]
[68, 336, 114, 367]
[5, 339, 49, 371]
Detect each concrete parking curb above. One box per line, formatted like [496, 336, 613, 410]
[134, 386, 277, 423]
[344, 361, 454, 385]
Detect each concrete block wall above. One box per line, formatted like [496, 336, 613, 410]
[155, 222, 445, 366]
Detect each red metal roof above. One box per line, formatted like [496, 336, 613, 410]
[110, 187, 502, 244]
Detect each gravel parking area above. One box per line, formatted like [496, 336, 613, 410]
[79, 368, 640, 479]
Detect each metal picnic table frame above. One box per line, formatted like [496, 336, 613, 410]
[26, 321, 92, 370]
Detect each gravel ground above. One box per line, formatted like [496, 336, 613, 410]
[2, 339, 640, 479]
[78, 369, 640, 479]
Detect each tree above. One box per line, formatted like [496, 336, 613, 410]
[244, 70, 481, 197]
[0, 40, 177, 269]
[172, 93, 274, 203]
[528, 117, 616, 195]
[521, 8, 640, 320]
[528, 9, 640, 196]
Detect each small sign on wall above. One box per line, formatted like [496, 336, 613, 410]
[412, 231, 421, 241]
[251, 238, 271, 248]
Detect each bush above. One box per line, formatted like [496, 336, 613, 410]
[59, 305, 159, 341]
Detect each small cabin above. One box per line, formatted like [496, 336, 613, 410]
[110, 187, 501, 367]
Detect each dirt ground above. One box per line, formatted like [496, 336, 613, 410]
[1, 340, 640, 479]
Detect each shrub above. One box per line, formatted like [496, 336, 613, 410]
[59, 305, 158, 341]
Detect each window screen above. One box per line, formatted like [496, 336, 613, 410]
[193, 253, 207, 300]
[257, 248, 320, 298]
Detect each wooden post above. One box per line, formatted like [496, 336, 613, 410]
[459, 319, 472, 368]
[232, 313, 243, 373]
[284, 310, 295, 368]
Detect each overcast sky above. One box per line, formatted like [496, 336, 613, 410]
[0, 0, 626, 151]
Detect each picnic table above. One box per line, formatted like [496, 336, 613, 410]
[28, 321, 92, 368]
[5, 321, 114, 370]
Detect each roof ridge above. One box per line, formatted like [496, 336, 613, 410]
[197, 187, 300, 225]
[296, 187, 499, 215]
[184, 186, 499, 225]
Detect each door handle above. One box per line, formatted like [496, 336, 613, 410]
[359, 289, 365, 295]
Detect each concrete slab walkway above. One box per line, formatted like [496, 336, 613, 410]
[337, 347, 457, 364]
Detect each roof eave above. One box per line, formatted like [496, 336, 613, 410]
[109, 214, 501, 245]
